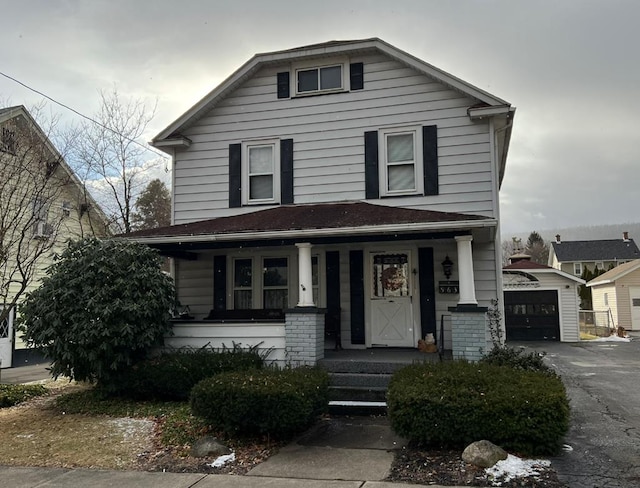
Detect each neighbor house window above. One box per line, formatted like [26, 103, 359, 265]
[379, 127, 423, 196]
[263, 257, 288, 309]
[604, 293, 609, 307]
[296, 64, 343, 95]
[1, 127, 16, 154]
[574, 263, 582, 276]
[595, 261, 604, 270]
[233, 258, 253, 309]
[242, 140, 280, 204]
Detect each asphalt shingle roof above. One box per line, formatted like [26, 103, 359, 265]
[551, 239, 640, 262]
[123, 201, 490, 239]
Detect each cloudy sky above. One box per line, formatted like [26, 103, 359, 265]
[1, 0, 638, 237]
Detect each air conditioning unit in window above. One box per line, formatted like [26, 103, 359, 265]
[33, 221, 53, 239]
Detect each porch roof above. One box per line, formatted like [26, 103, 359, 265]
[123, 202, 495, 249]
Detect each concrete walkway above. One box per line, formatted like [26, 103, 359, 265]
[0, 466, 460, 488]
[0, 362, 51, 384]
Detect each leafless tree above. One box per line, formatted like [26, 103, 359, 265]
[0, 104, 84, 325]
[70, 87, 159, 234]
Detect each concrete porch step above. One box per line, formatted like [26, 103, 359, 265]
[328, 385, 387, 403]
[329, 372, 392, 388]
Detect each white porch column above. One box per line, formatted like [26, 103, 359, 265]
[455, 235, 478, 305]
[296, 242, 315, 307]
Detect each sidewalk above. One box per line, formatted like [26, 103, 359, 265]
[0, 466, 462, 488]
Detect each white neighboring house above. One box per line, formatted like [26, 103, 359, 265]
[503, 256, 584, 342]
[0, 106, 110, 368]
[587, 259, 640, 331]
[126, 38, 516, 364]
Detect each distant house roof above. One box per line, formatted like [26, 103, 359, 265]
[503, 258, 585, 284]
[123, 201, 494, 244]
[551, 239, 640, 262]
[587, 259, 640, 287]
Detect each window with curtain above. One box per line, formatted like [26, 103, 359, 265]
[263, 257, 288, 309]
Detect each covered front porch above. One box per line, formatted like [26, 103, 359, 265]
[127, 202, 498, 365]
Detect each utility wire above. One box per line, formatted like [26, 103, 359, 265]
[0, 70, 170, 162]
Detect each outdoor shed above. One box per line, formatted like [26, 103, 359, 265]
[587, 259, 640, 331]
[503, 258, 584, 342]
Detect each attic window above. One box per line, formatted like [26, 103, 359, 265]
[296, 64, 344, 95]
[1, 127, 16, 154]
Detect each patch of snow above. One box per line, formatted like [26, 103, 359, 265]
[592, 335, 630, 342]
[107, 417, 153, 441]
[210, 452, 235, 468]
[485, 454, 550, 486]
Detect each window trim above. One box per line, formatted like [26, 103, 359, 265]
[573, 262, 582, 276]
[241, 139, 281, 205]
[293, 57, 349, 96]
[378, 126, 424, 197]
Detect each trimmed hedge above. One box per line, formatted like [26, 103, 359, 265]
[387, 361, 570, 456]
[190, 367, 329, 438]
[0, 384, 47, 408]
[107, 345, 265, 400]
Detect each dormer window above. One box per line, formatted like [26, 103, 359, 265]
[296, 65, 343, 94]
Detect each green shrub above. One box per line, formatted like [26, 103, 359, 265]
[18, 238, 175, 386]
[108, 344, 266, 400]
[387, 361, 569, 456]
[0, 384, 47, 408]
[190, 367, 329, 438]
[480, 345, 554, 374]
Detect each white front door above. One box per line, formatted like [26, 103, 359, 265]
[370, 251, 415, 347]
[0, 308, 13, 368]
[630, 287, 640, 330]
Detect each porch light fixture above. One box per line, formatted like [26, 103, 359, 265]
[441, 255, 454, 279]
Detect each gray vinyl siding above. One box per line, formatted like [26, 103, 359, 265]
[172, 53, 494, 224]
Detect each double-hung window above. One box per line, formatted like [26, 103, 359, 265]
[379, 127, 423, 196]
[574, 263, 582, 276]
[242, 140, 280, 204]
[263, 257, 288, 309]
[233, 258, 253, 309]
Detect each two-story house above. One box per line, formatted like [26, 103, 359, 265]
[0, 106, 110, 368]
[127, 38, 515, 364]
[548, 233, 640, 277]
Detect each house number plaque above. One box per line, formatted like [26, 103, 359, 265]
[438, 281, 459, 294]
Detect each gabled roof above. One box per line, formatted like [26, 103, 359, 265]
[151, 38, 513, 144]
[587, 259, 640, 287]
[0, 105, 110, 228]
[550, 239, 640, 262]
[123, 201, 494, 244]
[503, 259, 585, 284]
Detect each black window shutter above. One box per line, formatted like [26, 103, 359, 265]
[280, 138, 294, 204]
[350, 62, 364, 90]
[213, 255, 227, 311]
[277, 72, 290, 99]
[423, 125, 439, 196]
[228, 143, 242, 208]
[349, 250, 365, 345]
[325, 251, 341, 346]
[418, 248, 436, 339]
[364, 130, 379, 199]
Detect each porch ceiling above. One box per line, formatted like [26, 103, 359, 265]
[122, 201, 496, 252]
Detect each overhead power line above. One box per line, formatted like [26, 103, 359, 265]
[0, 70, 170, 161]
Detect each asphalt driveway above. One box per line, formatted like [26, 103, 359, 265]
[511, 338, 640, 488]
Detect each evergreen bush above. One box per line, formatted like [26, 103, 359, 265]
[111, 344, 266, 400]
[18, 238, 175, 387]
[190, 367, 329, 438]
[387, 361, 570, 456]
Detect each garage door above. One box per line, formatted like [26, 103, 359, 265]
[505, 290, 560, 341]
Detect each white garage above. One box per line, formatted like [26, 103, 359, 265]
[503, 258, 585, 342]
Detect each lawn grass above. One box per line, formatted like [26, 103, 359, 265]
[0, 384, 48, 407]
[54, 388, 211, 448]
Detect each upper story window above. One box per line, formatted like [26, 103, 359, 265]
[1, 127, 16, 154]
[595, 261, 604, 270]
[573, 262, 582, 276]
[296, 65, 343, 94]
[242, 140, 280, 205]
[379, 127, 424, 196]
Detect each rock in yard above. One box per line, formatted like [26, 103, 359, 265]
[462, 440, 508, 468]
[191, 436, 231, 458]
